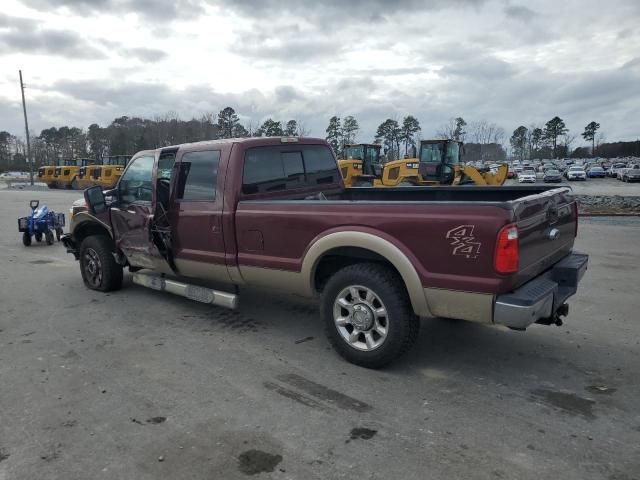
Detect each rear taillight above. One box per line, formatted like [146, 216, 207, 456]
[494, 224, 519, 274]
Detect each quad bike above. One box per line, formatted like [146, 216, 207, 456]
[17, 200, 65, 246]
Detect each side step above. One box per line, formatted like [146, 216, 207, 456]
[132, 271, 238, 310]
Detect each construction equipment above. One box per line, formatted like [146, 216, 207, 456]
[342, 139, 508, 187]
[37, 164, 57, 188]
[95, 155, 131, 188]
[52, 159, 90, 189]
[75, 155, 131, 190]
[338, 144, 384, 187]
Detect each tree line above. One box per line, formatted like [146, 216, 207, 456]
[1, 107, 638, 172]
[509, 117, 610, 161]
[0, 107, 307, 170]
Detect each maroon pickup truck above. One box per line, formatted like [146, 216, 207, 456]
[63, 137, 588, 368]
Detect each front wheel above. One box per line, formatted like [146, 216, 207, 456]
[55, 227, 63, 241]
[321, 263, 419, 368]
[35, 232, 43, 242]
[45, 230, 54, 245]
[79, 235, 123, 292]
[22, 232, 31, 247]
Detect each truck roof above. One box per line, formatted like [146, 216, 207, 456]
[145, 136, 329, 155]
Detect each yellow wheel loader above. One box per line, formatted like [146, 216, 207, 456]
[344, 139, 508, 187]
[338, 144, 384, 187]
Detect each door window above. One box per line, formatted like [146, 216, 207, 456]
[176, 150, 220, 201]
[118, 156, 154, 208]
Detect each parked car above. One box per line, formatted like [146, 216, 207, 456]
[609, 163, 627, 177]
[543, 169, 563, 183]
[518, 170, 537, 183]
[60, 136, 588, 368]
[565, 166, 587, 181]
[621, 166, 640, 183]
[587, 166, 606, 178]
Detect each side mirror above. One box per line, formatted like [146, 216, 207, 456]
[84, 185, 107, 215]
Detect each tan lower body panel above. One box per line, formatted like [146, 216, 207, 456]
[174, 258, 232, 284]
[424, 288, 494, 324]
[239, 265, 310, 296]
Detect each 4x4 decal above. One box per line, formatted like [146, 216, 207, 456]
[446, 225, 481, 259]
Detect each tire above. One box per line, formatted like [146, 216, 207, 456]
[79, 235, 123, 292]
[22, 232, 31, 247]
[56, 227, 63, 241]
[45, 230, 54, 245]
[35, 232, 43, 242]
[47, 183, 55, 189]
[71, 178, 79, 190]
[320, 262, 419, 368]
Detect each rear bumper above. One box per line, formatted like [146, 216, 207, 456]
[494, 253, 588, 329]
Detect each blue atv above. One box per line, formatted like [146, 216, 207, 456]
[17, 200, 65, 247]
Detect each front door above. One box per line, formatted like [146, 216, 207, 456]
[110, 154, 159, 269]
[170, 147, 229, 284]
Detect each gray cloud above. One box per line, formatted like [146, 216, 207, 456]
[504, 4, 537, 21]
[0, 14, 106, 59]
[22, 0, 205, 21]
[121, 47, 167, 62]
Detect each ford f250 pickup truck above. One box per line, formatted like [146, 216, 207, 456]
[62, 137, 588, 368]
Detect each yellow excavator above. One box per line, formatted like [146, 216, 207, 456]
[339, 139, 508, 187]
[338, 144, 384, 187]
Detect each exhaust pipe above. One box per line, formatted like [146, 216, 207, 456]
[132, 271, 238, 310]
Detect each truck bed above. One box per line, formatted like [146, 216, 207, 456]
[236, 185, 577, 296]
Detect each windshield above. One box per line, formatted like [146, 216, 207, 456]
[344, 146, 364, 160]
[420, 143, 444, 163]
[445, 142, 460, 165]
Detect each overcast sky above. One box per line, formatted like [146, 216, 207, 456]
[1, 0, 639, 145]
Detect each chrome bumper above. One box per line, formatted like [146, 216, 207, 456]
[494, 253, 588, 329]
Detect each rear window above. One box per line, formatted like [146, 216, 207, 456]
[242, 145, 338, 195]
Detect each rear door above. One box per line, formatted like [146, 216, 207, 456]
[169, 146, 230, 283]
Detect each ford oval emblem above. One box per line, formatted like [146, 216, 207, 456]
[548, 228, 560, 241]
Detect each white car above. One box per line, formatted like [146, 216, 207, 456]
[518, 171, 537, 183]
[566, 166, 587, 181]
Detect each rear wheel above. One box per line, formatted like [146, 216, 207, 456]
[79, 235, 123, 292]
[22, 232, 31, 247]
[321, 263, 419, 368]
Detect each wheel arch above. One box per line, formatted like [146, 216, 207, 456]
[303, 230, 433, 318]
[72, 213, 114, 247]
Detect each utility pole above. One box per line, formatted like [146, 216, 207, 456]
[19, 70, 34, 186]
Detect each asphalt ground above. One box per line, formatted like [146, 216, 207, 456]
[1, 189, 639, 480]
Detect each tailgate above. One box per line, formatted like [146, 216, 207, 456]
[507, 187, 577, 291]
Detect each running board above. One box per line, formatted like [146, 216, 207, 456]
[132, 272, 238, 310]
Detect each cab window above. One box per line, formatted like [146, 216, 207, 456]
[242, 145, 338, 195]
[176, 150, 220, 201]
[118, 156, 154, 208]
